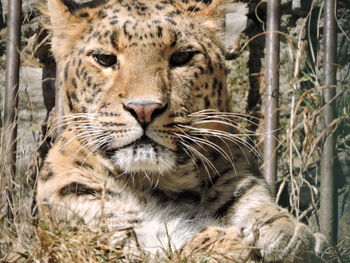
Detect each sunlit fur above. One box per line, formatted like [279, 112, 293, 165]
[38, 0, 325, 261]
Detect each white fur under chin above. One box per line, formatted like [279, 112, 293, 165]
[111, 145, 176, 174]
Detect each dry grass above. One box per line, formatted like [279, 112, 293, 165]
[1, 0, 350, 262]
[1, 217, 256, 263]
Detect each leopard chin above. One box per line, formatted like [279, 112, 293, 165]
[110, 136, 176, 174]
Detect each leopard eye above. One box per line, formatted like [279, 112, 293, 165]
[170, 51, 195, 67]
[93, 54, 117, 67]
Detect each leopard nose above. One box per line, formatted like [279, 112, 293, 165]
[124, 102, 166, 126]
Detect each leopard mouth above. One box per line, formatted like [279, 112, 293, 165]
[132, 135, 158, 148]
[104, 135, 176, 174]
[103, 135, 158, 157]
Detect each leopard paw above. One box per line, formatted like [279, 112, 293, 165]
[238, 204, 324, 262]
[181, 226, 255, 262]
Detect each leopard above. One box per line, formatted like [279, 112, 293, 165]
[37, 0, 327, 261]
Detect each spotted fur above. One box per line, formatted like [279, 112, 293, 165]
[38, 0, 325, 261]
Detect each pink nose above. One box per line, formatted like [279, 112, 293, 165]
[124, 102, 165, 126]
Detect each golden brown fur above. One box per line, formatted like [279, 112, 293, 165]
[37, 0, 326, 261]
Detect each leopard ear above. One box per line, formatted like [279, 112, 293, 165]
[196, 1, 249, 59]
[174, 0, 229, 18]
[175, 1, 248, 59]
[47, 0, 80, 28]
[44, 0, 83, 59]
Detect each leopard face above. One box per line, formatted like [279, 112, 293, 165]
[49, 0, 229, 174]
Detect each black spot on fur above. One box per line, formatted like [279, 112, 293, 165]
[207, 58, 214, 73]
[75, 68, 80, 78]
[157, 26, 163, 38]
[169, 112, 187, 118]
[187, 6, 200, 12]
[110, 19, 119, 25]
[201, 237, 211, 244]
[64, 64, 69, 79]
[155, 4, 165, 10]
[150, 189, 172, 203]
[59, 182, 102, 197]
[40, 168, 54, 182]
[99, 122, 126, 127]
[204, 96, 210, 108]
[247, 165, 263, 178]
[165, 17, 177, 26]
[62, 0, 107, 13]
[99, 111, 119, 116]
[71, 78, 77, 89]
[65, 90, 74, 111]
[210, 168, 233, 186]
[195, 0, 212, 4]
[85, 98, 93, 103]
[214, 196, 235, 219]
[213, 78, 218, 88]
[207, 192, 219, 202]
[175, 190, 201, 203]
[111, 31, 119, 49]
[74, 160, 94, 170]
[86, 76, 92, 87]
[214, 178, 257, 218]
[218, 81, 223, 96]
[78, 12, 89, 18]
[69, 91, 78, 101]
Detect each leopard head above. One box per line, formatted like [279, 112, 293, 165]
[47, 0, 236, 175]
